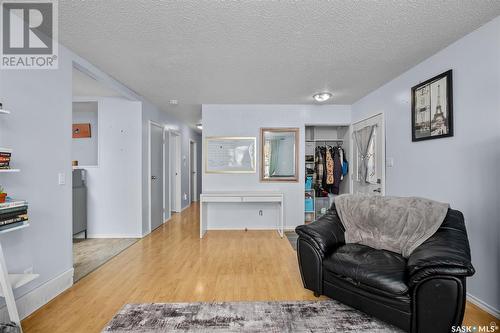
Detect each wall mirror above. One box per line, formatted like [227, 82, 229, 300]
[260, 128, 299, 182]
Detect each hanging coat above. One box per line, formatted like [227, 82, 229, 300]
[332, 147, 343, 195]
[326, 146, 334, 185]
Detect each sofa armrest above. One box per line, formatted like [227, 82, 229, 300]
[407, 209, 475, 286]
[295, 205, 345, 258]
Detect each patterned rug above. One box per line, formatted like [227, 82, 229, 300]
[103, 301, 402, 332]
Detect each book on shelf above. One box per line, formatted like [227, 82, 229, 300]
[0, 148, 12, 154]
[0, 162, 10, 167]
[0, 199, 28, 210]
[0, 157, 10, 162]
[0, 221, 26, 231]
[0, 215, 28, 226]
[0, 205, 27, 215]
[0, 209, 28, 221]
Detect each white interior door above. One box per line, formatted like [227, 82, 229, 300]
[170, 132, 182, 212]
[150, 123, 164, 231]
[351, 113, 385, 195]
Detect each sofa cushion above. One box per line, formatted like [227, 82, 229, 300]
[323, 244, 409, 296]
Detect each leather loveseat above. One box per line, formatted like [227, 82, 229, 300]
[295, 204, 475, 333]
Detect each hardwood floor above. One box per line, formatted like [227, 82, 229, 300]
[22, 203, 497, 332]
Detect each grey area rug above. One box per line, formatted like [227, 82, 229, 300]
[285, 231, 298, 251]
[73, 238, 139, 282]
[103, 301, 403, 332]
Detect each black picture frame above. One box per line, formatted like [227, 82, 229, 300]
[411, 70, 453, 142]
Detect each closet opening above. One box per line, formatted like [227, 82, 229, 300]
[304, 125, 350, 224]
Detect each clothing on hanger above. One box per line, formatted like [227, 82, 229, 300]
[326, 146, 334, 185]
[332, 147, 343, 194]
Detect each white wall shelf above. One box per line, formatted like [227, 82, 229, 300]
[0, 222, 29, 235]
[0, 110, 11, 115]
[0, 169, 20, 173]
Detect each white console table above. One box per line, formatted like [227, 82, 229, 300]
[200, 191, 284, 239]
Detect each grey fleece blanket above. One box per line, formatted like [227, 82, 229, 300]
[334, 194, 449, 258]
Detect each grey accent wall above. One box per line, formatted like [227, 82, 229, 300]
[351, 16, 500, 314]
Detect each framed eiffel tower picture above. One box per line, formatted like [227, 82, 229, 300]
[411, 70, 453, 142]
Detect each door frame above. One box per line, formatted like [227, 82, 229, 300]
[188, 139, 198, 203]
[169, 130, 182, 212]
[148, 121, 166, 234]
[350, 113, 386, 196]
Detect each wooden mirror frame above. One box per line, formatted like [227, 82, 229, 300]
[260, 127, 300, 182]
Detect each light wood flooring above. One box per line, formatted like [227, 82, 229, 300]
[22, 203, 497, 332]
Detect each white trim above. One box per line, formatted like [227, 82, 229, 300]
[148, 121, 166, 235]
[0, 268, 74, 323]
[188, 139, 198, 203]
[86, 233, 142, 238]
[467, 293, 500, 319]
[181, 204, 190, 212]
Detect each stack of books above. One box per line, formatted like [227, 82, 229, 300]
[0, 199, 28, 231]
[0, 148, 12, 170]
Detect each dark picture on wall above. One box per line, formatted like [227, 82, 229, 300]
[411, 70, 453, 141]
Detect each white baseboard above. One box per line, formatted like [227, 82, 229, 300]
[0, 268, 74, 322]
[86, 233, 142, 238]
[467, 293, 500, 319]
[181, 205, 190, 212]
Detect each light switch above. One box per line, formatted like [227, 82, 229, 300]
[58, 173, 66, 185]
[386, 158, 394, 168]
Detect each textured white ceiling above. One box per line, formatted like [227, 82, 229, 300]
[60, 1, 500, 126]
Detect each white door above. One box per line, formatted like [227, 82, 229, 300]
[351, 113, 385, 195]
[150, 123, 164, 231]
[170, 132, 182, 212]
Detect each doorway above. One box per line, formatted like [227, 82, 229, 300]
[149, 121, 164, 232]
[170, 131, 182, 213]
[351, 113, 385, 195]
[189, 140, 197, 203]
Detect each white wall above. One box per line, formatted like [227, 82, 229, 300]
[72, 101, 98, 166]
[0, 46, 74, 311]
[202, 104, 351, 229]
[76, 98, 142, 238]
[351, 16, 500, 315]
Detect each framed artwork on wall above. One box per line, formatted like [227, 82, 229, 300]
[72, 123, 91, 138]
[411, 70, 453, 142]
[204, 137, 256, 173]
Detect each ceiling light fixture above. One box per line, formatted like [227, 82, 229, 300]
[313, 92, 332, 103]
[196, 123, 203, 130]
